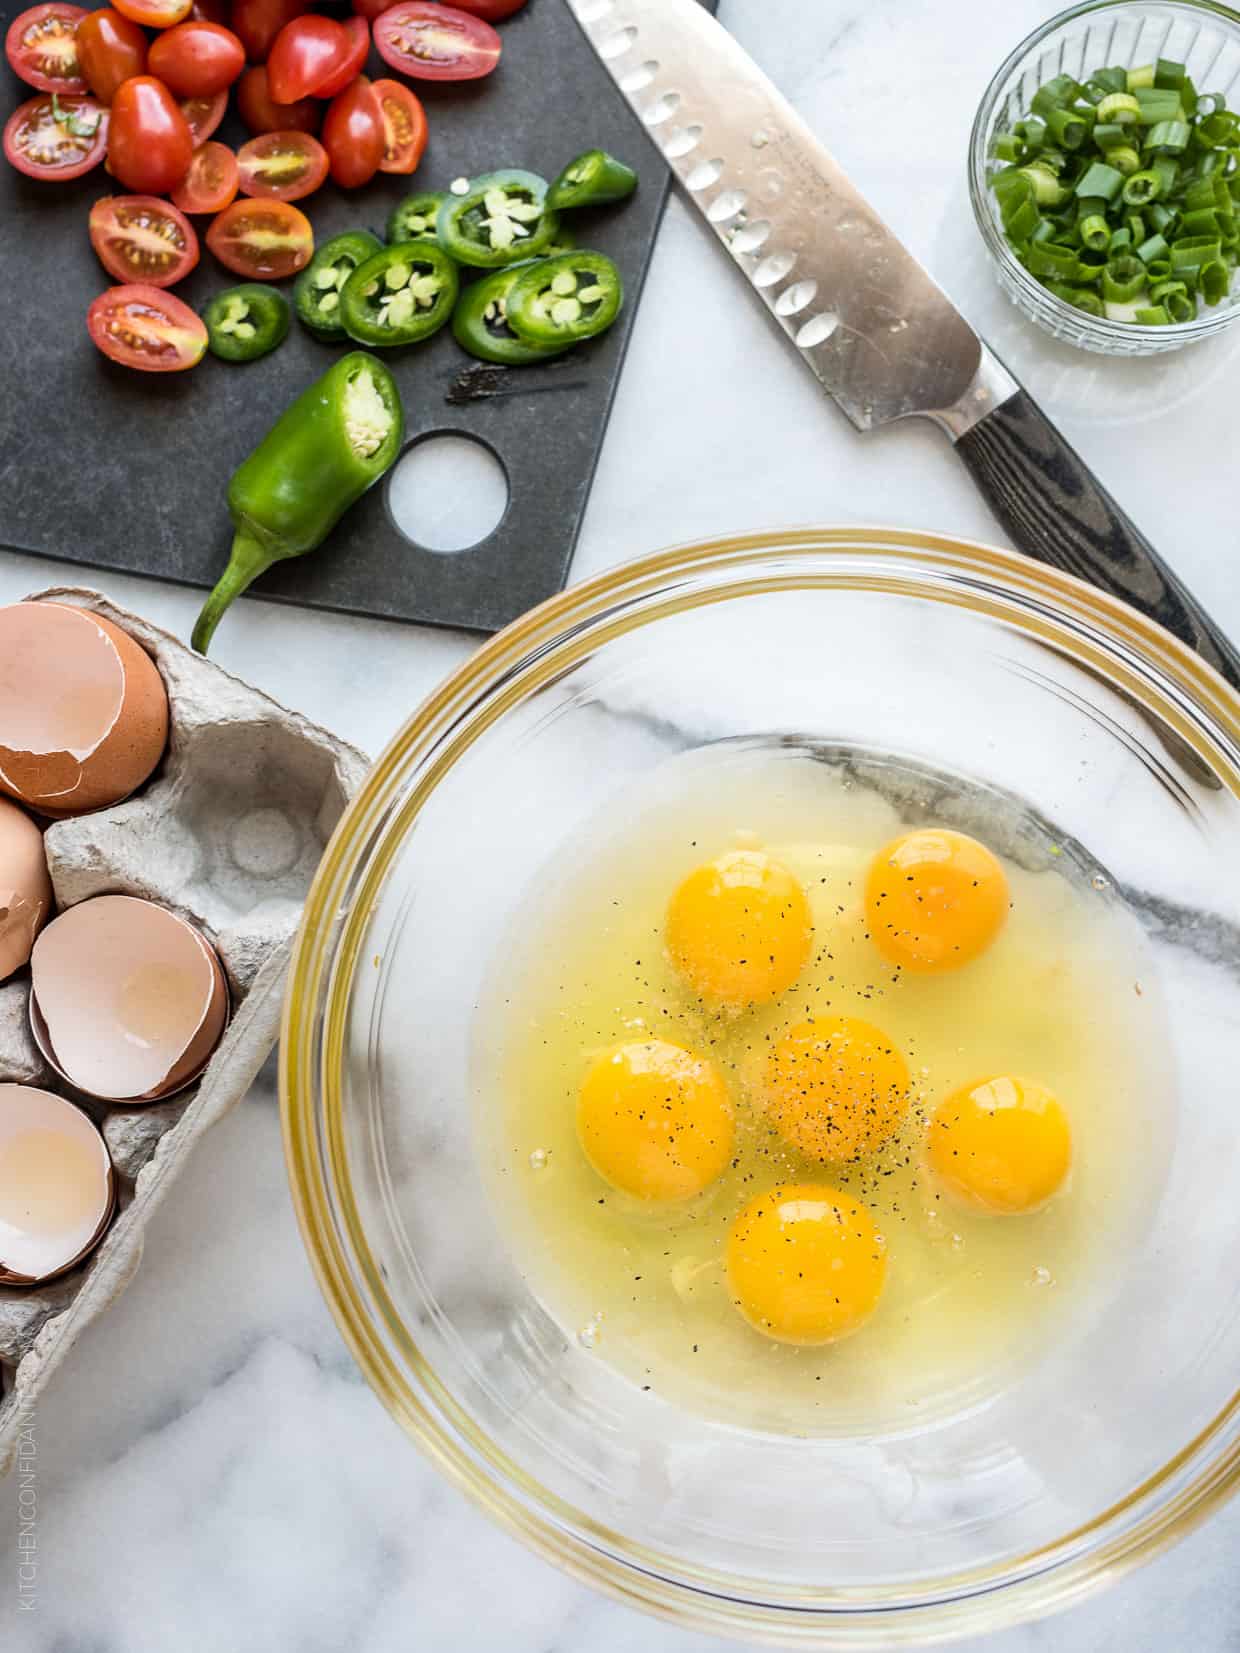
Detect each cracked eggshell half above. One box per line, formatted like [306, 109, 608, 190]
[0, 798, 52, 982]
[0, 603, 169, 818]
[29, 896, 229, 1103]
[0, 1085, 116, 1285]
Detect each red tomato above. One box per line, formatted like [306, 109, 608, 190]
[189, 0, 230, 20]
[231, 0, 305, 61]
[170, 138, 237, 210]
[5, 3, 86, 94]
[89, 193, 199, 285]
[350, 0, 397, 19]
[267, 14, 346, 101]
[373, 3, 499, 81]
[321, 73, 381, 188]
[148, 21, 245, 94]
[112, 0, 192, 28]
[441, 0, 527, 17]
[372, 77, 424, 175]
[180, 87, 227, 140]
[108, 76, 194, 193]
[76, 9, 147, 102]
[3, 91, 106, 178]
[87, 282, 206, 371]
[236, 129, 326, 199]
[206, 196, 312, 276]
[235, 64, 318, 133]
[313, 14, 367, 97]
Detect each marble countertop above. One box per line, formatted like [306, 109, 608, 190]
[2, 0, 1239, 1648]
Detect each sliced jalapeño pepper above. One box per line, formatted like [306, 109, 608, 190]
[386, 190, 446, 245]
[548, 149, 638, 210]
[452, 263, 573, 366]
[192, 352, 404, 654]
[436, 170, 561, 268]
[294, 230, 383, 342]
[506, 251, 623, 347]
[340, 241, 459, 347]
[203, 285, 290, 363]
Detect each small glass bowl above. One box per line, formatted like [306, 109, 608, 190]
[969, 0, 1240, 355]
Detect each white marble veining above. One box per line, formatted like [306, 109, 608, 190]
[1, 0, 1239, 1646]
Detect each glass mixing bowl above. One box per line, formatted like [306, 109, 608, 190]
[970, 0, 1240, 355]
[282, 528, 1240, 1646]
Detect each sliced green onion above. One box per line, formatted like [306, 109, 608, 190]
[1019, 162, 1069, 204]
[1078, 213, 1111, 251]
[1046, 106, 1089, 148]
[1026, 240, 1084, 279]
[1155, 57, 1186, 91]
[1109, 145, 1143, 175]
[1096, 91, 1140, 124]
[993, 133, 1027, 163]
[1147, 202, 1176, 233]
[1031, 74, 1080, 118]
[1013, 116, 1048, 148]
[1005, 198, 1042, 242]
[1089, 66, 1129, 97]
[1147, 119, 1191, 153]
[1150, 277, 1194, 320]
[1122, 170, 1162, 205]
[1136, 232, 1169, 264]
[1134, 304, 1170, 324]
[1180, 207, 1222, 238]
[1200, 256, 1231, 303]
[1151, 156, 1180, 197]
[1074, 160, 1125, 200]
[1170, 234, 1222, 269]
[1108, 225, 1133, 251]
[1048, 282, 1106, 316]
[1127, 63, 1156, 91]
[1134, 87, 1184, 125]
[1125, 211, 1146, 243]
[1101, 253, 1146, 301]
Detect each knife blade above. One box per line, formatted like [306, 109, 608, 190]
[567, 0, 1240, 692]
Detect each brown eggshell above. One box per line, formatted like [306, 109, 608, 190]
[0, 603, 169, 818]
[0, 797, 52, 982]
[0, 1084, 116, 1286]
[29, 896, 229, 1103]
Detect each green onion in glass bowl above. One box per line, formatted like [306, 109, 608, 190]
[970, 1, 1240, 355]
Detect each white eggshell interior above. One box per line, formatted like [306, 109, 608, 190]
[0, 1084, 112, 1283]
[0, 604, 124, 767]
[31, 896, 222, 1100]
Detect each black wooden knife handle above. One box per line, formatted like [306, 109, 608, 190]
[954, 387, 1240, 691]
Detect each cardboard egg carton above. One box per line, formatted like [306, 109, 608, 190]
[0, 589, 369, 1473]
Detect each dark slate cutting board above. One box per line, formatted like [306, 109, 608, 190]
[0, 0, 713, 633]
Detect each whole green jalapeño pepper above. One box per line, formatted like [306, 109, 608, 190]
[191, 353, 404, 654]
[452, 262, 573, 366]
[437, 170, 561, 268]
[294, 231, 383, 341]
[203, 285, 290, 363]
[547, 149, 638, 211]
[386, 190, 447, 245]
[506, 251, 624, 347]
[340, 241, 459, 347]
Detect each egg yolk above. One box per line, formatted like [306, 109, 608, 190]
[666, 850, 812, 1007]
[759, 1015, 910, 1163]
[928, 1075, 1071, 1214]
[864, 829, 1008, 974]
[577, 1038, 734, 1202]
[727, 1183, 888, 1344]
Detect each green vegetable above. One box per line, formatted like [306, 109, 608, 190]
[437, 170, 561, 268]
[547, 149, 638, 210]
[339, 241, 459, 347]
[203, 285, 289, 364]
[386, 191, 447, 245]
[294, 231, 382, 341]
[451, 263, 573, 365]
[191, 354, 403, 654]
[988, 57, 1240, 325]
[505, 251, 623, 347]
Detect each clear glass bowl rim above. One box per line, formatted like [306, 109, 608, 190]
[281, 526, 1240, 1648]
[968, 0, 1240, 350]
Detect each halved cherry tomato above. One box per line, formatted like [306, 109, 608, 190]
[267, 14, 346, 101]
[235, 63, 318, 133]
[76, 9, 147, 102]
[3, 91, 106, 178]
[171, 139, 238, 210]
[112, 0, 192, 28]
[313, 13, 367, 97]
[372, 77, 425, 175]
[108, 75, 194, 192]
[373, 2, 499, 81]
[321, 73, 381, 188]
[180, 87, 227, 140]
[231, 0, 305, 61]
[87, 282, 206, 371]
[442, 0, 527, 17]
[207, 196, 312, 276]
[89, 194, 199, 285]
[237, 129, 326, 199]
[148, 21, 245, 94]
[5, 3, 86, 94]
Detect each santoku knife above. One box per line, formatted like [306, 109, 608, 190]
[567, 0, 1240, 691]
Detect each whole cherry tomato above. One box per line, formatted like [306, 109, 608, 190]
[108, 74, 194, 192]
[148, 21, 245, 94]
[266, 13, 347, 101]
[350, 0, 396, 18]
[321, 73, 382, 188]
[189, 0, 230, 20]
[235, 63, 319, 133]
[75, 8, 147, 102]
[231, 0, 306, 61]
[112, 0, 192, 28]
